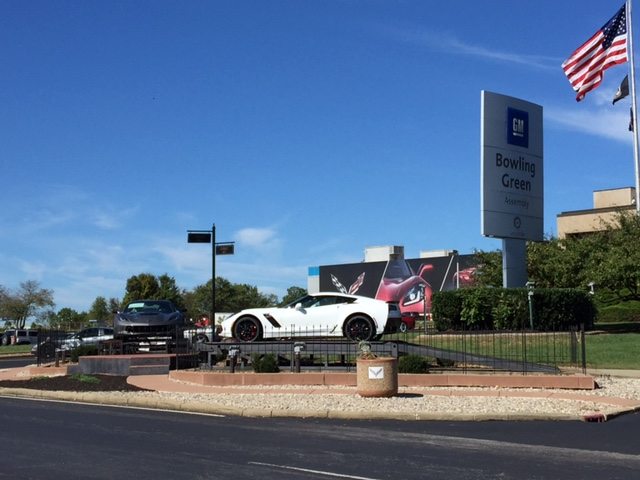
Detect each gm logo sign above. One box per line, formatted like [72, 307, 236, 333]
[507, 107, 528, 148]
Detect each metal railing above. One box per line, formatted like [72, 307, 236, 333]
[34, 323, 587, 374]
[179, 323, 587, 374]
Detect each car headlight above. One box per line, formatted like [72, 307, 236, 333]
[402, 284, 424, 306]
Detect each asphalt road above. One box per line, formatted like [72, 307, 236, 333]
[0, 354, 35, 369]
[0, 397, 639, 479]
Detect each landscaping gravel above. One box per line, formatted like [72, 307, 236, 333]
[141, 376, 640, 419]
[2, 372, 639, 420]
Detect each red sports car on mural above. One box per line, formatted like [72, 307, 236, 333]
[375, 258, 433, 328]
[452, 267, 477, 287]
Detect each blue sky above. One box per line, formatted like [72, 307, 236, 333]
[1, 0, 637, 312]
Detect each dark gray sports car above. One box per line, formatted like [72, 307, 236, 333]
[113, 299, 186, 337]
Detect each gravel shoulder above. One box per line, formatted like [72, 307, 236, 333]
[2, 371, 640, 421]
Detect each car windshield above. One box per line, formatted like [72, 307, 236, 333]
[383, 257, 413, 280]
[125, 301, 173, 313]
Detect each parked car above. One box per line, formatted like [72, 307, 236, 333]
[113, 299, 186, 337]
[1, 330, 15, 346]
[31, 328, 113, 357]
[64, 327, 114, 349]
[183, 313, 233, 344]
[1, 329, 39, 346]
[220, 292, 402, 342]
[399, 313, 417, 333]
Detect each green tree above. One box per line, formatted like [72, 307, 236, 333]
[186, 277, 278, 318]
[122, 273, 161, 305]
[157, 274, 185, 309]
[108, 297, 121, 313]
[587, 212, 640, 301]
[88, 296, 111, 323]
[474, 211, 640, 303]
[57, 307, 86, 331]
[280, 286, 307, 306]
[122, 273, 185, 307]
[0, 280, 55, 328]
[230, 283, 277, 311]
[471, 250, 502, 287]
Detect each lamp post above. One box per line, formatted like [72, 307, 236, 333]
[526, 281, 535, 330]
[187, 224, 235, 326]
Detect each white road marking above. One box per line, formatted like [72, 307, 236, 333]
[249, 461, 381, 479]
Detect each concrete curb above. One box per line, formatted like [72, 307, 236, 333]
[1, 387, 638, 422]
[167, 370, 598, 390]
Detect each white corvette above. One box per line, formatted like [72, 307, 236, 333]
[219, 292, 402, 342]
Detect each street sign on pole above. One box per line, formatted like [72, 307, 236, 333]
[187, 232, 212, 243]
[215, 243, 234, 255]
[186, 226, 235, 335]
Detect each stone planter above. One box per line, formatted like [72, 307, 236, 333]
[356, 357, 398, 397]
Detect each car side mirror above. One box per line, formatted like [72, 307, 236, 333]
[294, 303, 303, 310]
[418, 264, 434, 277]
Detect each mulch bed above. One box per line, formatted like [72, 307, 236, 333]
[0, 375, 152, 392]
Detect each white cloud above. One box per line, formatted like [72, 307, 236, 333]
[18, 259, 47, 280]
[154, 243, 210, 274]
[546, 105, 633, 143]
[381, 26, 559, 71]
[235, 227, 280, 249]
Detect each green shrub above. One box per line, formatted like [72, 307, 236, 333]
[493, 289, 529, 330]
[251, 353, 280, 373]
[432, 287, 596, 331]
[431, 291, 463, 331]
[398, 354, 430, 374]
[70, 373, 101, 384]
[460, 288, 498, 329]
[70, 345, 99, 363]
[597, 300, 640, 323]
[532, 288, 596, 330]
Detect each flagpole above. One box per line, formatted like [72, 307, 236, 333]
[628, 0, 640, 212]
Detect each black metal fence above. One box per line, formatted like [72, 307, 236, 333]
[34, 323, 587, 374]
[33, 328, 76, 366]
[179, 323, 587, 374]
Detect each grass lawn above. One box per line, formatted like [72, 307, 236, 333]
[585, 332, 640, 369]
[0, 344, 32, 355]
[393, 325, 640, 370]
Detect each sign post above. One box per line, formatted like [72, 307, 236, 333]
[187, 225, 235, 324]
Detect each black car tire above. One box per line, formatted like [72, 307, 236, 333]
[39, 342, 55, 361]
[344, 315, 375, 342]
[233, 316, 262, 342]
[192, 333, 209, 344]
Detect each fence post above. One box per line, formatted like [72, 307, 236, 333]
[293, 342, 305, 373]
[580, 323, 587, 374]
[229, 347, 239, 373]
[570, 326, 578, 365]
[521, 329, 528, 375]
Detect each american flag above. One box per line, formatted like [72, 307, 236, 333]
[562, 4, 628, 102]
